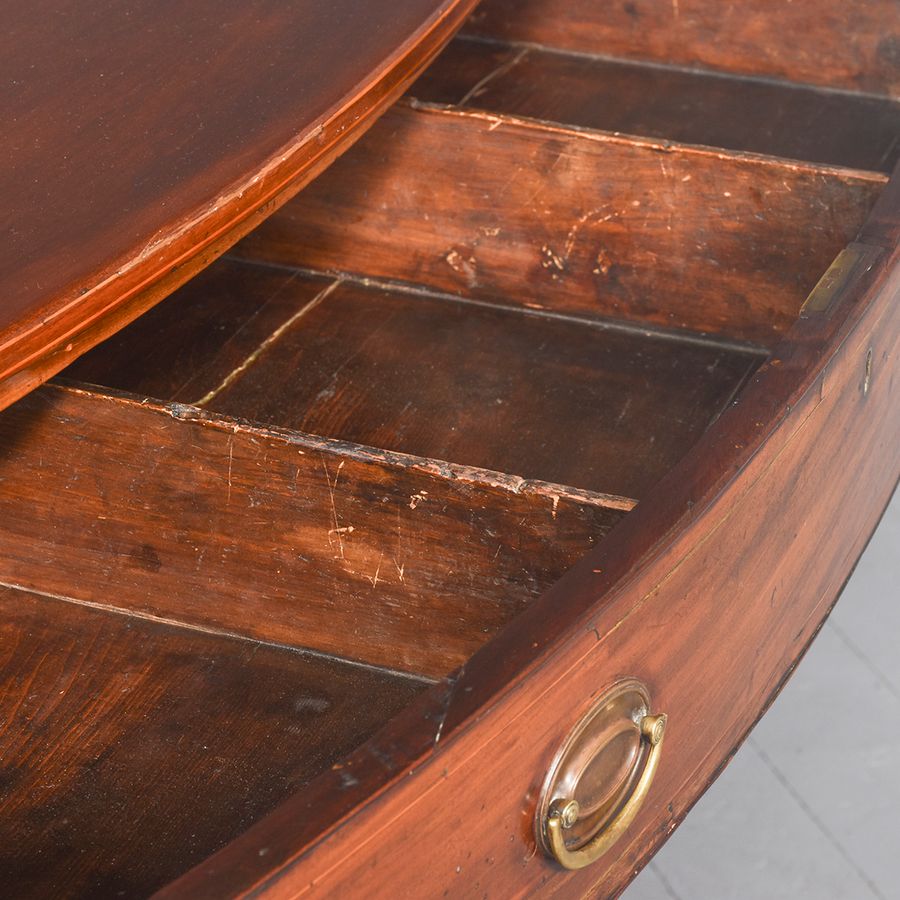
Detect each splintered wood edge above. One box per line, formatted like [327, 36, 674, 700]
[2, 379, 630, 677]
[402, 98, 893, 184]
[51, 380, 638, 512]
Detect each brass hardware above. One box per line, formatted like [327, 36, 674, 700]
[557, 799, 581, 829]
[799, 244, 870, 318]
[536, 680, 667, 871]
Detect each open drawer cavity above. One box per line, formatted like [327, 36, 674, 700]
[1, 30, 889, 898]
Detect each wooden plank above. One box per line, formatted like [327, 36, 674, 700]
[64, 259, 332, 403]
[0, 0, 478, 412]
[861, 160, 900, 248]
[198, 276, 761, 498]
[0, 384, 625, 679]
[464, 0, 900, 97]
[64, 259, 761, 497]
[233, 104, 884, 345]
[416, 38, 900, 173]
[0, 585, 425, 900]
[160, 239, 900, 900]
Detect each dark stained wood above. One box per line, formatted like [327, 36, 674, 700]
[198, 277, 761, 498]
[0, 0, 478, 412]
[160, 237, 900, 899]
[0, 383, 626, 679]
[64, 259, 761, 498]
[465, 0, 900, 97]
[862, 160, 900, 249]
[0, 584, 425, 900]
[64, 261, 332, 403]
[415, 37, 900, 173]
[233, 104, 884, 345]
[411, 35, 525, 107]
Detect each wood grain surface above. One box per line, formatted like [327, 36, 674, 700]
[415, 37, 900, 172]
[200, 277, 760, 498]
[65, 258, 761, 498]
[0, 585, 425, 900]
[234, 104, 884, 344]
[465, 0, 900, 96]
[3, 4, 898, 896]
[64, 260, 332, 404]
[160, 234, 900, 900]
[0, 0, 477, 412]
[0, 383, 625, 678]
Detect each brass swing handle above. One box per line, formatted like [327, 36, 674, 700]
[546, 713, 667, 870]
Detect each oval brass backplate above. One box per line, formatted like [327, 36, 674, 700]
[536, 679, 665, 869]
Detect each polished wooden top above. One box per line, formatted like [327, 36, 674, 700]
[0, 0, 474, 410]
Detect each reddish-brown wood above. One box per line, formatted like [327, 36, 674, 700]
[465, 0, 900, 96]
[160, 230, 900, 900]
[200, 281, 757, 498]
[415, 37, 900, 172]
[0, 0, 478, 412]
[2, 4, 898, 897]
[862, 160, 900, 248]
[65, 258, 761, 498]
[0, 585, 425, 900]
[0, 383, 625, 679]
[233, 104, 883, 344]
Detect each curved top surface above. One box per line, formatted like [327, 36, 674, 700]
[0, 0, 472, 408]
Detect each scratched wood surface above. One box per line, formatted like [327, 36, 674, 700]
[0, 585, 425, 900]
[201, 280, 759, 498]
[2, 1, 898, 896]
[0, 0, 477, 412]
[160, 215, 900, 900]
[414, 37, 900, 172]
[63, 260, 333, 404]
[154, 6, 898, 895]
[65, 259, 761, 498]
[465, 0, 900, 96]
[233, 104, 883, 345]
[0, 383, 625, 679]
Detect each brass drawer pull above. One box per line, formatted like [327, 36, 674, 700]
[537, 680, 667, 870]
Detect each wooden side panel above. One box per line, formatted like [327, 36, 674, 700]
[465, 0, 900, 97]
[65, 260, 761, 499]
[0, 385, 623, 679]
[233, 105, 884, 344]
[862, 160, 900, 248]
[0, 586, 424, 900]
[160, 243, 900, 897]
[415, 38, 900, 173]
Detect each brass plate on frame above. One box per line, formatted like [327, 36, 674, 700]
[536, 679, 666, 870]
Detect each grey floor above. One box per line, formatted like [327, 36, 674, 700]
[623, 491, 900, 900]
